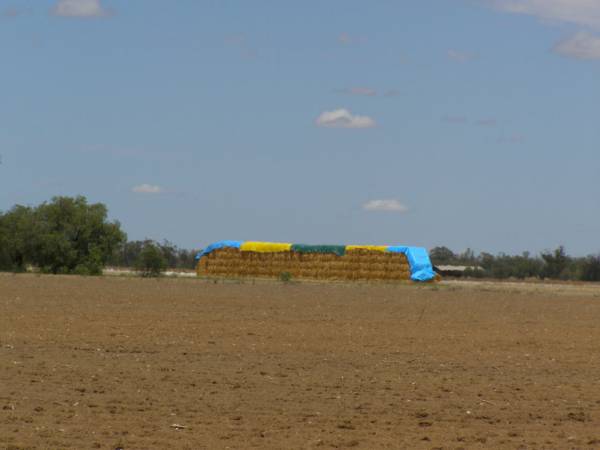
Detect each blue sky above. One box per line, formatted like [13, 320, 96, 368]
[1, 0, 599, 255]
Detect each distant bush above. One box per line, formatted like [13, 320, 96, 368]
[134, 242, 167, 277]
[278, 271, 292, 283]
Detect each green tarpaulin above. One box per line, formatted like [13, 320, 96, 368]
[290, 244, 346, 257]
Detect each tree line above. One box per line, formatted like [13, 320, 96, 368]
[108, 239, 200, 271]
[430, 246, 600, 281]
[1, 196, 599, 280]
[0, 196, 199, 275]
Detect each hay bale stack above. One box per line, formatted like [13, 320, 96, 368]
[196, 241, 436, 282]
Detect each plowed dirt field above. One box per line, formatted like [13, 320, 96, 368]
[2, 274, 600, 449]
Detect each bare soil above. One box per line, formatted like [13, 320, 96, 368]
[1, 274, 600, 449]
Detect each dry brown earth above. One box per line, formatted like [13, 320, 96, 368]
[1, 274, 600, 449]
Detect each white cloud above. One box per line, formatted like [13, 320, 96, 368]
[315, 108, 376, 129]
[363, 199, 409, 213]
[52, 0, 111, 18]
[491, 0, 600, 29]
[447, 49, 477, 62]
[132, 184, 163, 194]
[554, 32, 600, 59]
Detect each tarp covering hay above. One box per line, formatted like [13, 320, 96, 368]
[196, 241, 436, 282]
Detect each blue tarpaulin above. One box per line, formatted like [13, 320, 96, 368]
[387, 246, 436, 281]
[195, 240, 242, 261]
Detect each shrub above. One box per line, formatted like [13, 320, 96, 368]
[278, 271, 292, 283]
[135, 242, 167, 277]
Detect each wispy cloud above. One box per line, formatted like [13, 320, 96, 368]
[334, 87, 400, 98]
[442, 115, 468, 124]
[51, 0, 112, 18]
[337, 32, 356, 45]
[337, 32, 366, 46]
[443, 116, 500, 127]
[80, 144, 146, 158]
[554, 31, 600, 60]
[490, 1, 600, 61]
[363, 199, 409, 213]
[224, 33, 258, 60]
[447, 49, 477, 62]
[335, 87, 377, 97]
[490, 0, 600, 29]
[498, 134, 525, 144]
[132, 184, 163, 194]
[476, 118, 498, 127]
[224, 34, 245, 46]
[2, 7, 23, 18]
[315, 108, 376, 129]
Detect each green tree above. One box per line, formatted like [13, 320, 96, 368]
[0, 213, 10, 270]
[0, 205, 36, 271]
[429, 246, 457, 265]
[540, 246, 570, 279]
[110, 239, 200, 270]
[579, 255, 600, 282]
[110, 240, 146, 267]
[135, 241, 167, 277]
[457, 248, 477, 265]
[31, 196, 125, 275]
[0, 196, 125, 275]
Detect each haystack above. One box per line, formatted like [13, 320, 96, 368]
[196, 241, 436, 282]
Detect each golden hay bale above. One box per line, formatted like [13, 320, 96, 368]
[197, 246, 416, 282]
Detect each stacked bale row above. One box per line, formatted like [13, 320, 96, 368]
[197, 245, 413, 281]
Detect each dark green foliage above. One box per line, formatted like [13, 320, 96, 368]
[110, 239, 199, 270]
[432, 246, 600, 282]
[0, 205, 34, 271]
[134, 242, 167, 277]
[479, 252, 544, 280]
[429, 246, 457, 265]
[579, 255, 600, 282]
[540, 246, 570, 279]
[0, 196, 125, 274]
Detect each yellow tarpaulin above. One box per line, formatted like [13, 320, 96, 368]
[240, 241, 292, 253]
[346, 245, 388, 252]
